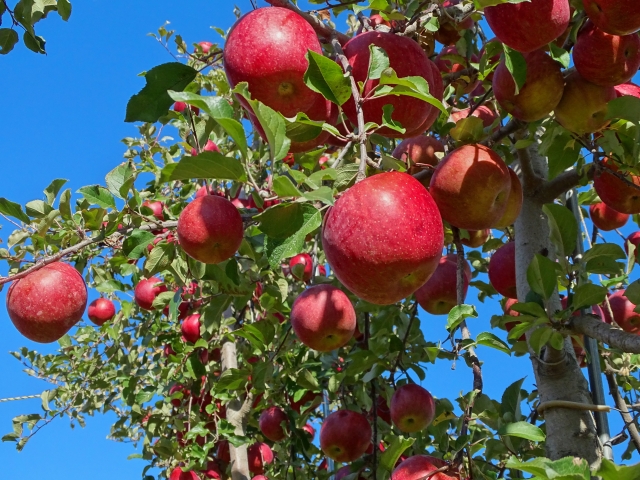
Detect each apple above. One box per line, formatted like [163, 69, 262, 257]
[247, 442, 274, 475]
[392, 455, 458, 480]
[370, 13, 391, 27]
[322, 172, 444, 305]
[460, 229, 490, 248]
[290, 284, 356, 352]
[6, 262, 87, 343]
[488, 242, 517, 299]
[392, 136, 444, 177]
[589, 202, 629, 231]
[336, 466, 365, 480]
[626, 232, 640, 261]
[289, 253, 313, 282]
[607, 290, 640, 334]
[429, 144, 512, 231]
[224, 7, 323, 118]
[181, 314, 202, 343]
[342, 31, 439, 138]
[492, 49, 564, 122]
[484, 0, 570, 53]
[449, 106, 497, 129]
[493, 169, 523, 228]
[169, 384, 188, 408]
[320, 409, 371, 462]
[415, 254, 471, 315]
[573, 21, 640, 87]
[283, 153, 295, 167]
[409, 59, 444, 135]
[390, 384, 436, 433]
[174, 102, 199, 115]
[191, 140, 221, 157]
[435, 46, 480, 95]
[593, 159, 640, 214]
[197, 41, 213, 53]
[169, 467, 199, 480]
[259, 406, 288, 442]
[142, 200, 164, 221]
[615, 82, 640, 98]
[504, 298, 526, 342]
[201, 461, 223, 479]
[554, 72, 616, 135]
[177, 195, 244, 264]
[134, 277, 168, 311]
[252, 477, 268, 480]
[216, 440, 231, 463]
[581, 0, 640, 36]
[87, 298, 116, 326]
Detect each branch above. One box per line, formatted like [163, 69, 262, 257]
[516, 146, 544, 196]
[604, 367, 640, 454]
[569, 314, 640, 354]
[263, 0, 350, 45]
[389, 303, 418, 387]
[536, 168, 583, 204]
[480, 118, 527, 147]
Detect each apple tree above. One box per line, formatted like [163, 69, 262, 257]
[3, 0, 640, 479]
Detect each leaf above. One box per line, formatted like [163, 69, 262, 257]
[335, 163, 359, 190]
[542, 129, 582, 180]
[606, 95, 640, 124]
[376, 69, 448, 115]
[548, 42, 570, 68]
[43, 179, 68, 205]
[501, 378, 525, 421]
[59, 189, 72, 220]
[582, 243, 626, 263]
[125, 62, 198, 123]
[506, 456, 590, 480]
[526, 253, 558, 300]
[498, 421, 545, 442]
[255, 203, 308, 239]
[272, 176, 302, 198]
[625, 280, 640, 306]
[23, 31, 45, 54]
[163, 152, 246, 182]
[143, 242, 175, 276]
[0, 29, 19, 54]
[502, 45, 527, 94]
[446, 304, 478, 332]
[122, 230, 156, 259]
[377, 436, 415, 476]
[264, 204, 322, 268]
[297, 369, 320, 390]
[105, 164, 135, 199]
[367, 45, 390, 81]
[572, 284, 608, 311]
[77, 185, 117, 209]
[302, 186, 334, 205]
[0, 198, 30, 223]
[25, 200, 53, 218]
[543, 203, 577, 258]
[597, 458, 640, 480]
[57, 0, 71, 20]
[510, 301, 547, 318]
[304, 50, 351, 106]
[476, 332, 511, 355]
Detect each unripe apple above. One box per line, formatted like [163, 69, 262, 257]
[177, 195, 244, 264]
[142, 200, 165, 221]
[169, 467, 199, 480]
[415, 254, 471, 315]
[6, 262, 87, 343]
[493, 169, 523, 228]
[390, 384, 436, 433]
[581, 0, 640, 36]
[607, 290, 640, 334]
[484, 0, 570, 53]
[181, 314, 202, 343]
[320, 410, 372, 462]
[488, 242, 517, 299]
[87, 298, 116, 326]
[626, 232, 640, 261]
[593, 159, 640, 214]
[259, 406, 288, 442]
[430, 144, 511, 231]
[589, 202, 629, 231]
[392, 455, 459, 480]
[289, 253, 313, 282]
[247, 442, 274, 475]
[291, 284, 356, 352]
[449, 106, 497, 129]
[460, 229, 490, 248]
[134, 277, 168, 311]
[323, 172, 444, 305]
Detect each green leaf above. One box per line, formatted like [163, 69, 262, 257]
[572, 284, 608, 311]
[105, 164, 135, 199]
[304, 50, 351, 106]
[506, 456, 590, 480]
[543, 203, 577, 259]
[377, 436, 415, 476]
[23, 31, 45, 54]
[335, 163, 359, 190]
[502, 45, 527, 94]
[77, 185, 117, 209]
[625, 280, 640, 306]
[57, 0, 71, 20]
[255, 203, 309, 239]
[272, 176, 302, 198]
[376, 69, 448, 115]
[43, 179, 68, 205]
[0, 198, 30, 223]
[297, 369, 320, 390]
[548, 42, 570, 68]
[302, 186, 334, 205]
[122, 230, 156, 259]
[285, 112, 325, 143]
[305, 168, 337, 189]
[501, 377, 525, 421]
[25, 200, 53, 218]
[542, 129, 582, 180]
[528, 325, 553, 356]
[59, 189, 72, 220]
[498, 421, 545, 441]
[527, 253, 558, 300]
[510, 301, 547, 318]
[582, 243, 626, 263]
[446, 304, 478, 332]
[164, 152, 246, 182]
[0, 29, 19, 54]
[367, 45, 390, 81]
[606, 95, 640, 124]
[476, 332, 511, 355]
[125, 62, 198, 123]
[264, 204, 322, 268]
[597, 458, 640, 480]
[143, 242, 175, 276]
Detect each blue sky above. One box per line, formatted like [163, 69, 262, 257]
[0, 1, 639, 478]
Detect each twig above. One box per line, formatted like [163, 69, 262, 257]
[480, 118, 526, 147]
[332, 140, 354, 169]
[389, 303, 419, 387]
[599, 369, 640, 454]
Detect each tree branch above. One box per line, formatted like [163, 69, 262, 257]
[516, 146, 544, 197]
[569, 314, 640, 354]
[480, 118, 527, 147]
[604, 367, 640, 454]
[536, 168, 584, 204]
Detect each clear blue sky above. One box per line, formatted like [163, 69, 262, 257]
[0, 1, 638, 478]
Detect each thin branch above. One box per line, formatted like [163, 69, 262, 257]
[332, 140, 354, 169]
[569, 314, 640, 354]
[480, 118, 527, 147]
[536, 168, 583, 204]
[605, 367, 640, 454]
[389, 303, 419, 387]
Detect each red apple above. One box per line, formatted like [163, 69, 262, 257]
[216, 440, 231, 463]
[484, 0, 570, 53]
[323, 172, 444, 305]
[169, 467, 198, 480]
[573, 21, 640, 87]
[177, 195, 244, 264]
[142, 200, 165, 221]
[593, 159, 640, 214]
[449, 106, 497, 129]
[488, 242, 517, 299]
[302, 423, 315, 439]
[504, 298, 526, 341]
[174, 102, 199, 115]
[415, 254, 471, 315]
[390, 384, 436, 433]
[259, 406, 288, 442]
[202, 461, 223, 479]
[370, 14, 391, 28]
[607, 290, 640, 334]
[181, 314, 201, 343]
[342, 31, 439, 138]
[290, 285, 356, 352]
[224, 7, 323, 117]
[582, 0, 640, 36]
[392, 455, 459, 480]
[430, 144, 511, 231]
[615, 82, 640, 98]
[626, 232, 640, 261]
[289, 253, 313, 282]
[198, 41, 213, 53]
[555, 72, 616, 135]
[320, 410, 371, 462]
[336, 466, 366, 480]
[252, 477, 268, 480]
[435, 46, 480, 95]
[134, 277, 168, 311]
[392, 136, 444, 176]
[247, 442, 274, 475]
[493, 168, 523, 228]
[283, 153, 295, 166]
[589, 202, 629, 231]
[492, 49, 564, 122]
[460, 229, 490, 248]
[6, 263, 87, 343]
[87, 298, 116, 326]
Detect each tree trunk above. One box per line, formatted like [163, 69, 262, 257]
[514, 144, 602, 466]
